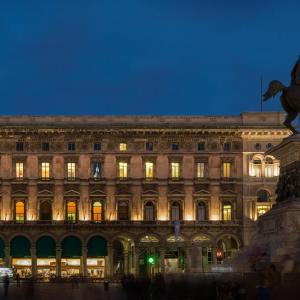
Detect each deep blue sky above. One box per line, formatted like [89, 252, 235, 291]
[0, 0, 299, 115]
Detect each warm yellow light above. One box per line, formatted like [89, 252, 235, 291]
[210, 213, 220, 221]
[171, 162, 180, 179]
[118, 162, 128, 178]
[145, 162, 154, 179]
[185, 215, 193, 221]
[119, 143, 127, 151]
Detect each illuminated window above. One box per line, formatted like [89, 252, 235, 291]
[119, 143, 127, 151]
[67, 163, 76, 180]
[252, 159, 262, 177]
[92, 201, 102, 222]
[196, 162, 205, 178]
[223, 162, 231, 178]
[145, 162, 154, 179]
[118, 201, 129, 220]
[170, 202, 181, 221]
[67, 201, 77, 223]
[171, 162, 180, 179]
[16, 162, 24, 179]
[92, 161, 102, 179]
[144, 202, 155, 221]
[197, 202, 207, 221]
[15, 201, 25, 222]
[118, 162, 128, 179]
[41, 162, 50, 179]
[222, 203, 232, 221]
[265, 157, 274, 177]
[257, 205, 271, 217]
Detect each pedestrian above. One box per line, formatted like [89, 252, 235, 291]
[16, 272, 21, 287]
[3, 274, 9, 297]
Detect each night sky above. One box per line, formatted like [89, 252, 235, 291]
[0, 0, 299, 115]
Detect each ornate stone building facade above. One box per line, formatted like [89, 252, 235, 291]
[0, 113, 289, 279]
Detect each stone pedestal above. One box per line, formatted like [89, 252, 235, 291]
[255, 134, 300, 264]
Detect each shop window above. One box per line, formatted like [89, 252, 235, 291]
[171, 162, 180, 179]
[197, 202, 207, 221]
[66, 201, 77, 223]
[16, 142, 24, 152]
[222, 162, 231, 178]
[144, 202, 155, 221]
[42, 142, 50, 151]
[94, 143, 101, 151]
[15, 201, 25, 222]
[67, 163, 76, 180]
[40, 201, 52, 221]
[170, 202, 181, 221]
[119, 143, 127, 151]
[257, 205, 271, 217]
[16, 162, 24, 179]
[92, 201, 103, 223]
[222, 202, 232, 221]
[118, 162, 128, 179]
[118, 201, 129, 221]
[145, 162, 154, 179]
[92, 161, 102, 179]
[41, 162, 50, 180]
[196, 162, 205, 178]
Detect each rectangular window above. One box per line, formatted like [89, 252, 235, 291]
[16, 142, 24, 152]
[223, 142, 230, 151]
[222, 204, 232, 221]
[171, 162, 180, 179]
[197, 142, 205, 151]
[171, 143, 179, 151]
[41, 162, 50, 179]
[257, 205, 271, 217]
[68, 143, 75, 151]
[16, 162, 24, 179]
[196, 162, 205, 178]
[145, 162, 154, 179]
[146, 142, 153, 151]
[223, 162, 231, 178]
[119, 143, 127, 151]
[94, 143, 101, 151]
[42, 142, 50, 151]
[119, 162, 128, 179]
[92, 161, 102, 179]
[15, 201, 25, 222]
[67, 163, 76, 180]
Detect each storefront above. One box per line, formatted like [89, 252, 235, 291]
[164, 235, 185, 274]
[87, 236, 107, 278]
[10, 236, 32, 278]
[36, 236, 56, 280]
[61, 236, 82, 277]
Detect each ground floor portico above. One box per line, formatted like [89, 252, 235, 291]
[0, 222, 242, 279]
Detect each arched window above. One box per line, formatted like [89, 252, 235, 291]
[15, 201, 25, 222]
[249, 155, 262, 177]
[197, 202, 207, 221]
[265, 157, 274, 177]
[144, 201, 155, 221]
[118, 201, 129, 221]
[40, 201, 52, 221]
[66, 201, 77, 223]
[257, 190, 270, 202]
[170, 201, 181, 221]
[92, 201, 103, 223]
[222, 202, 232, 221]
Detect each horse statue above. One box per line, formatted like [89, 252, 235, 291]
[263, 56, 300, 134]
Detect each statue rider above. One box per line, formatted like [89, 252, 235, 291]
[291, 55, 300, 86]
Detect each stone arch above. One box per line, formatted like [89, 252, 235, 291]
[58, 232, 84, 245]
[216, 234, 241, 249]
[33, 232, 59, 245]
[85, 233, 110, 247]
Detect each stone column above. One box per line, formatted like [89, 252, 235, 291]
[56, 247, 62, 277]
[1, 184, 12, 221]
[28, 183, 38, 221]
[159, 247, 166, 274]
[106, 242, 113, 278]
[158, 184, 168, 220]
[184, 245, 192, 273]
[54, 182, 64, 221]
[135, 247, 141, 277]
[31, 246, 37, 278]
[124, 250, 129, 275]
[4, 246, 10, 268]
[184, 184, 194, 220]
[79, 184, 89, 221]
[82, 246, 87, 277]
[209, 183, 220, 220]
[106, 183, 116, 221]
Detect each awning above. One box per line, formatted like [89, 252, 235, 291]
[87, 236, 107, 257]
[61, 236, 82, 258]
[36, 236, 56, 258]
[0, 239, 4, 258]
[11, 236, 31, 258]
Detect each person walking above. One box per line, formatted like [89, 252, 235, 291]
[16, 273, 21, 287]
[3, 274, 10, 298]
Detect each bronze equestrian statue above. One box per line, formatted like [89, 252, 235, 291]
[263, 56, 300, 134]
